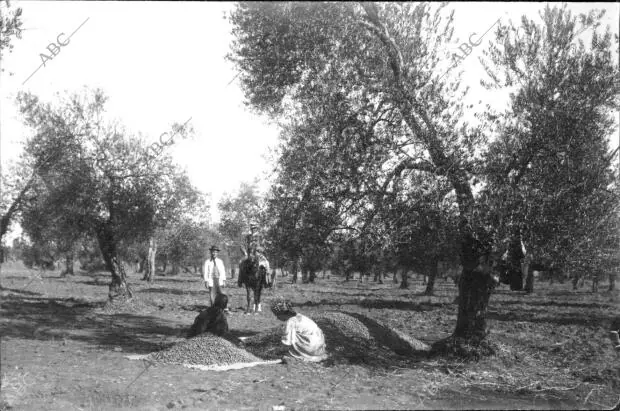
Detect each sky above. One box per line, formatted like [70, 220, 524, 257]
[1, 1, 618, 237]
[0, 2, 280, 218]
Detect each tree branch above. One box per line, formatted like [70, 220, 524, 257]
[360, 2, 405, 81]
[0, 175, 35, 241]
[360, 3, 478, 221]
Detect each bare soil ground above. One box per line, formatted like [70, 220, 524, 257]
[1, 262, 619, 410]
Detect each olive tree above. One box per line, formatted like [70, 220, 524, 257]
[16, 88, 197, 300]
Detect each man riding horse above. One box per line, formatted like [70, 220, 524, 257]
[238, 223, 271, 314]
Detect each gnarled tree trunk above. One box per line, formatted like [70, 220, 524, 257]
[578, 274, 586, 288]
[61, 252, 74, 276]
[366, 5, 495, 345]
[271, 268, 277, 288]
[524, 266, 535, 294]
[399, 268, 409, 289]
[506, 228, 524, 291]
[143, 236, 157, 282]
[523, 254, 534, 293]
[0, 173, 37, 245]
[97, 223, 133, 301]
[308, 270, 316, 283]
[439, 173, 499, 349]
[592, 271, 600, 293]
[137, 256, 146, 273]
[453, 266, 496, 341]
[424, 259, 438, 296]
[291, 259, 299, 284]
[344, 268, 352, 281]
[572, 272, 581, 290]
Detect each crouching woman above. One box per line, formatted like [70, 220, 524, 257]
[271, 297, 328, 362]
[187, 293, 229, 338]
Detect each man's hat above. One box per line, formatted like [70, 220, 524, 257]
[209, 245, 220, 252]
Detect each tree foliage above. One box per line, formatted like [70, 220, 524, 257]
[16, 88, 198, 299]
[158, 220, 221, 275]
[218, 180, 265, 255]
[0, 0, 23, 74]
[480, 4, 620, 288]
[229, 1, 494, 344]
[229, 2, 620, 348]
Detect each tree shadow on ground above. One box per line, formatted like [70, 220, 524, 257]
[487, 307, 617, 328]
[0, 285, 44, 296]
[296, 299, 372, 309]
[307, 289, 385, 298]
[545, 289, 602, 297]
[433, 385, 582, 410]
[317, 281, 401, 290]
[359, 299, 450, 311]
[177, 303, 260, 314]
[0, 293, 184, 354]
[179, 304, 210, 312]
[296, 297, 450, 312]
[307, 287, 457, 299]
[65, 273, 111, 284]
[147, 277, 196, 284]
[74, 271, 110, 278]
[495, 299, 614, 310]
[1, 275, 44, 280]
[78, 280, 111, 287]
[139, 287, 204, 297]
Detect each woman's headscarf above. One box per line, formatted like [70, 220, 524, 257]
[270, 297, 294, 315]
[213, 293, 228, 310]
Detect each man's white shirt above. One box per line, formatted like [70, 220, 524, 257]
[204, 258, 226, 287]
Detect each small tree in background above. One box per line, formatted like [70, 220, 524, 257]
[218, 180, 267, 257]
[158, 219, 219, 276]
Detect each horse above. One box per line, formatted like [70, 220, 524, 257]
[238, 253, 270, 313]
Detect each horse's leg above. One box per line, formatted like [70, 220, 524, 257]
[245, 284, 252, 314]
[255, 282, 263, 312]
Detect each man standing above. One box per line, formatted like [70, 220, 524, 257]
[204, 245, 226, 307]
